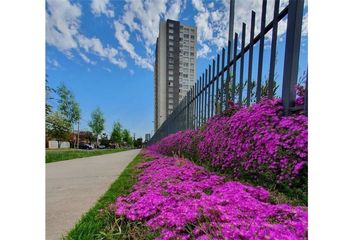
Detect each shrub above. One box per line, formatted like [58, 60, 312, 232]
[148, 97, 308, 202]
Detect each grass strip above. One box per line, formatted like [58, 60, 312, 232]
[65, 153, 152, 240]
[46, 148, 132, 163]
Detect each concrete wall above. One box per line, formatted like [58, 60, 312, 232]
[48, 141, 59, 149]
[48, 141, 70, 149]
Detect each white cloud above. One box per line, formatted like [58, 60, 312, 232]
[76, 35, 126, 68]
[103, 67, 112, 72]
[79, 52, 91, 63]
[197, 44, 211, 58]
[47, 58, 60, 68]
[208, 2, 214, 9]
[192, 0, 307, 58]
[114, 21, 153, 70]
[91, 0, 114, 18]
[166, 0, 182, 20]
[192, 0, 204, 12]
[46, 0, 126, 68]
[129, 69, 135, 75]
[46, 0, 81, 53]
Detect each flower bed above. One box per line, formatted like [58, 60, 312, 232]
[115, 150, 308, 239]
[148, 98, 308, 201]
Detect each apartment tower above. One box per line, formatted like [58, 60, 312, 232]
[154, 19, 197, 131]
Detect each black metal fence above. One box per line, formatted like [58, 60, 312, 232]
[149, 0, 307, 144]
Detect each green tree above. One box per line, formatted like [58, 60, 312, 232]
[134, 138, 143, 148]
[88, 108, 105, 147]
[45, 75, 56, 116]
[46, 112, 71, 145]
[71, 101, 81, 148]
[122, 129, 133, 146]
[110, 121, 123, 146]
[57, 84, 81, 148]
[57, 84, 74, 122]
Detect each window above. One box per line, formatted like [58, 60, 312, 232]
[183, 62, 189, 67]
[169, 70, 173, 75]
[168, 87, 174, 93]
[191, 35, 195, 39]
[168, 29, 174, 34]
[168, 76, 173, 81]
[190, 46, 194, 51]
[183, 74, 188, 78]
[168, 23, 174, 27]
[168, 58, 174, 64]
[191, 63, 194, 68]
[168, 93, 173, 98]
[190, 69, 194, 74]
[183, 51, 188, 56]
[169, 53, 174, 57]
[169, 41, 174, 46]
[184, 34, 189, 38]
[190, 52, 194, 56]
[168, 104, 173, 109]
[169, 47, 173, 51]
[168, 99, 174, 104]
[191, 29, 195, 33]
[169, 81, 174, 86]
[169, 35, 174, 40]
[168, 64, 174, 69]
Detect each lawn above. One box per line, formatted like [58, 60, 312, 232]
[65, 154, 153, 240]
[46, 148, 132, 163]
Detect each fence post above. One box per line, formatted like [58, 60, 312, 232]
[239, 23, 246, 105]
[220, 48, 225, 112]
[256, 0, 267, 102]
[282, 0, 304, 114]
[247, 11, 256, 106]
[211, 59, 216, 116]
[268, 0, 279, 99]
[304, 69, 308, 115]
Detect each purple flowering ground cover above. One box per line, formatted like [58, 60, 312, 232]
[148, 98, 308, 203]
[115, 150, 308, 239]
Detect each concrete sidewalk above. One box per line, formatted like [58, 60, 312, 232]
[46, 149, 141, 240]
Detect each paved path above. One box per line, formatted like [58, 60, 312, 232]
[46, 149, 141, 240]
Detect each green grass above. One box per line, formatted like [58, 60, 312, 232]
[65, 154, 157, 240]
[46, 148, 132, 163]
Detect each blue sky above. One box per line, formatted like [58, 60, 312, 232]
[46, 0, 308, 140]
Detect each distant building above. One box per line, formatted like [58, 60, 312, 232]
[70, 131, 94, 144]
[145, 133, 151, 142]
[154, 19, 197, 131]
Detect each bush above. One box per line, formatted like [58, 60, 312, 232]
[148, 98, 308, 203]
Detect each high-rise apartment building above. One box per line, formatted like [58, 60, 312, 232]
[154, 19, 197, 131]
